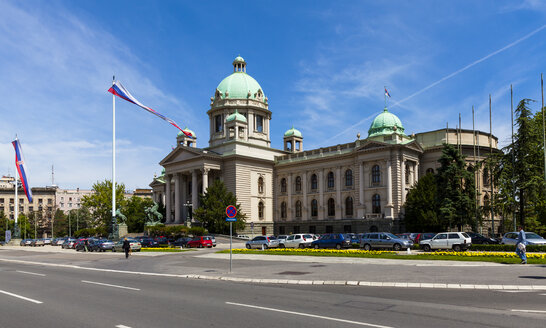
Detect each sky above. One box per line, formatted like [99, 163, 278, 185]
[1, 0, 546, 191]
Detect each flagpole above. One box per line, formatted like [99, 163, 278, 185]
[112, 76, 118, 240]
[14, 172, 19, 238]
[489, 94, 494, 237]
[511, 84, 516, 231]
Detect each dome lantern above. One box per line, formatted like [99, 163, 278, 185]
[233, 56, 246, 73]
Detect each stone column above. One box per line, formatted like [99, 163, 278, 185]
[287, 174, 292, 219]
[192, 170, 198, 219]
[174, 173, 180, 223]
[202, 168, 209, 193]
[302, 172, 308, 219]
[336, 166, 342, 219]
[165, 174, 172, 223]
[318, 170, 324, 220]
[359, 163, 364, 206]
[401, 159, 406, 204]
[386, 160, 394, 219]
[414, 163, 419, 184]
[181, 174, 188, 223]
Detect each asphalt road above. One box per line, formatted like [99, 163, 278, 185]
[1, 246, 546, 327]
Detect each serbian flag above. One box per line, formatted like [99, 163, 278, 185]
[12, 138, 33, 202]
[384, 88, 391, 98]
[108, 81, 193, 138]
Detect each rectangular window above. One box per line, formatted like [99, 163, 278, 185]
[256, 115, 263, 132]
[293, 226, 300, 234]
[38, 199, 43, 204]
[309, 225, 316, 234]
[48, 199, 52, 205]
[0, 198, 3, 204]
[29, 206, 33, 212]
[326, 225, 333, 233]
[215, 115, 223, 132]
[19, 198, 24, 204]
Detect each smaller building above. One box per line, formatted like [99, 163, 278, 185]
[56, 188, 93, 212]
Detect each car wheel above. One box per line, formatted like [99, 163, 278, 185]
[453, 245, 462, 252]
[298, 244, 305, 249]
[279, 244, 286, 248]
[363, 244, 372, 251]
[393, 243, 402, 251]
[198, 244, 203, 248]
[336, 244, 341, 250]
[263, 245, 268, 249]
[423, 245, 431, 252]
[314, 244, 320, 249]
[246, 244, 251, 249]
[483, 241, 489, 245]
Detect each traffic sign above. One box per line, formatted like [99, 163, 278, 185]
[226, 205, 237, 218]
[225, 217, 237, 222]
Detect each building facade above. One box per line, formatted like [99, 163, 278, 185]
[151, 56, 499, 236]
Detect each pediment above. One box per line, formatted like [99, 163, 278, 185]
[160, 146, 206, 165]
[356, 140, 391, 152]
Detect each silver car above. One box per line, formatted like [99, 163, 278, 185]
[360, 232, 413, 251]
[280, 234, 315, 248]
[420, 232, 472, 251]
[245, 236, 279, 249]
[501, 232, 546, 245]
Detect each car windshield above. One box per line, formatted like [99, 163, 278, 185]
[526, 233, 543, 239]
[385, 233, 398, 239]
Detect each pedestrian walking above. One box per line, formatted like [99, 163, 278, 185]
[515, 226, 527, 264]
[122, 237, 131, 259]
[84, 239, 89, 252]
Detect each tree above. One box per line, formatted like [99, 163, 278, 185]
[403, 173, 441, 231]
[436, 144, 478, 231]
[53, 209, 68, 237]
[81, 180, 126, 231]
[193, 180, 246, 234]
[0, 211, 7, 241]
[125, 196, 154, 233]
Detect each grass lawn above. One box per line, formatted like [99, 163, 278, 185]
[141, 247, 190, 252]
[218, 248, 546, 264]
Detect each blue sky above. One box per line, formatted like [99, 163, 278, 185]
[1, 0, 546, 190]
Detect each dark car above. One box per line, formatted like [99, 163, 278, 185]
[90, 240, 114, 252]
[139, 238, 159, 248]
[173, 237, 192, 247]
[466, 232, 499, 245]
[311, 233, 352, 249]
[154, 236, 170, 245]
[75, 239, 95, 251]
[414, 233, 436, 244]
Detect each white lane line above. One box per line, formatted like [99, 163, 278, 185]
[116, 325, 132, 328]
[226, 302, 394, 328]
[0, 289, 42, 304]
[81, 280, 140, 291]
[497, 290, 533, 293]
[17, 270, 46, 277]
[511, 309, 546, 314]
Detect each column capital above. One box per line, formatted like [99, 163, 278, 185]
[201, 167, 210, 175]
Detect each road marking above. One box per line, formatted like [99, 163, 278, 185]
[116, 325, 132, 328]
[17, 270, 46, 276]
[81, 280, 140, 291]
[226, 302, 394, 328]
[497, 290, 533, 293]
[511, 309, 546, 314]
[0, 289, 42, 304]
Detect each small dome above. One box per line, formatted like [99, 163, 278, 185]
[284, 126, 302, 138]
[368, 108, 405, 138]
[178, 127, 196, 138]
[215, 56, 266, 101]
[233, 56, 245, 64]
[226, 109, 247, 123]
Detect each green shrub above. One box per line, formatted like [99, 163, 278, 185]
[470, 244, 546, 252]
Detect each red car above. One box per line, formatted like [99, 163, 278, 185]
[187, 236, 213, 248]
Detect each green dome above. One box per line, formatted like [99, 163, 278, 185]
[368, 108, 405, 137]
[178, 127, 195, 138]
[284, 126, 302, 138]
[216, 56, 265, 100]
[226, 109, 247, 123]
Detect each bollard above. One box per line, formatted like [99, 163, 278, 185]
[406, 247, 411, 254]
[261, 244, 264, 251]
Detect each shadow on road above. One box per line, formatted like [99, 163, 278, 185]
[519, 275, 546, 279]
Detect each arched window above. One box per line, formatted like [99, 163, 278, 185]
[483, 194, 490, 208]
[370, 225, 378, 232]
[372, 194, 381, 214]
[295, 200, 302, 218]
[258, 177, 264, 194]
[281, 201, 287, 219]
[426, 168, 434, 175]
[327, 198, 335, 216]
[345, 197, 353, 216]
[295, 176, 302, 192]
[483, 168, 490, 186]
[311, 199, 318, 217]
[311, 174, 318, 190]
[327, 171, 334, 188]
[372, 165, 381, 184]
[281, 178, 287, 193]
[405, 164, 410, 185]
[345, 169, 353, 187]
[258, 201, 264, 219]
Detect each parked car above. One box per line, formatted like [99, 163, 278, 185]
[154, 236, 170, 245]
[75, 240, 92, 251]
[245, 236, 279, 249]
[466, 232, 499, 244]
[20, 239, 32, 246]
[112, 239, 142, 252]
[345, 233, 360, 244]
[51, 238, 66, 246]
[31, 239, 45, 247]
[139, 238, 160, 248]
[276, 235, 289, 243]
[236, 234, 250, 240]
[62, 238, 77, 249]
[279, 234, 315, 249]
[94, 240, 114, 252]
[187, 236, 214, 248]
[414, 233, 437, 244]
[206, 235, 216, 247]
[173, 237, 192, 247]
[420, 232, 472, 252]
[360, 232, 413, 251]
[311, 233, 352, 249]
[43, 238, 52, 245]
[501, 232, 546, 245]
[396, 233, 415, 242]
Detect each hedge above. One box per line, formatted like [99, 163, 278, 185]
[469, 244, 546, 252]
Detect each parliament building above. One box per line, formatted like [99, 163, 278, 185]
[150, 56, 498, 236]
